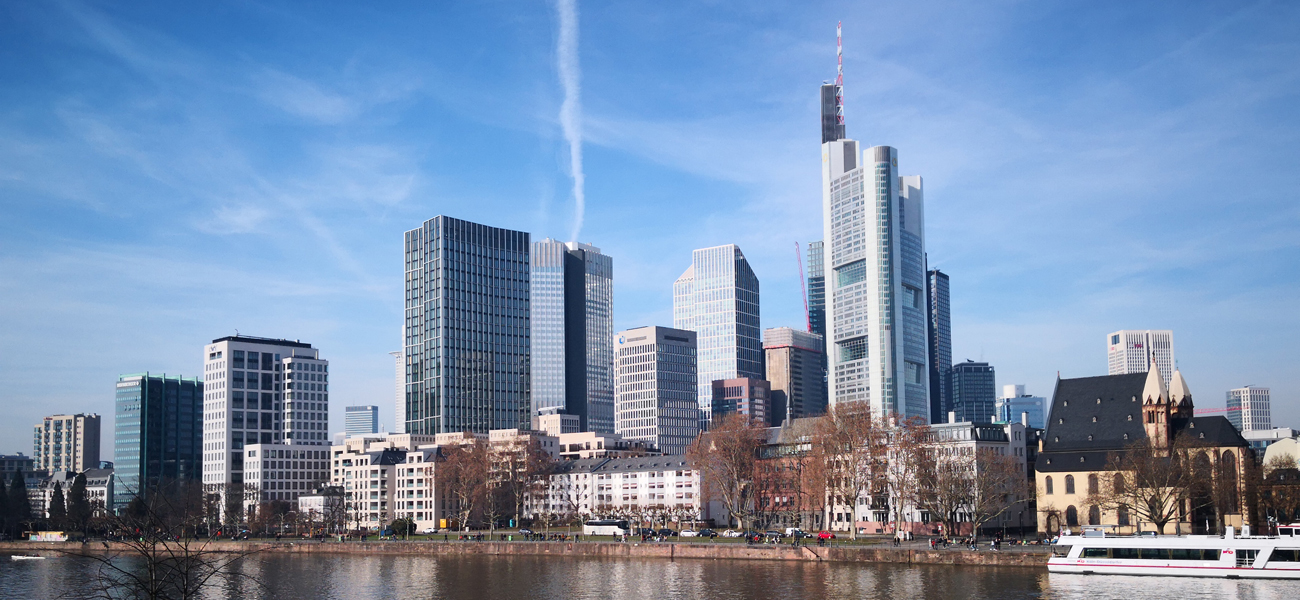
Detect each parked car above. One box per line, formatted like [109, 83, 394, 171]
[721, 529, 742, 538]
[680, 530, 699, 537]
[763, 530, 784, 540]
[420, 527, 439, 535]
[698, 529, 718, 538]
[518, 528, 534, 536]
[817, 530, 836, 540]
[658, 529, 678, 537]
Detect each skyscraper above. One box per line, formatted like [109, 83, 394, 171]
[202, 335, 328, 499]
[1226, 386, 1271, 432]
[820, 84, 845, 144]
[763, 327, 827, 424]
[807, 241, 826, 339]
[822, 140, 930, 421]
[390, 350, 403, 434]
[32, 414, 101, 473]
[345, 405, 379, 436]
[530, 238, 615, 433]
[673, 245, 762, 430]
[113, 373, 202, 507]
[926, 269, 952, 424]
[614, 326, 700, 455]
[403, 216, 531, 435]
[1107, 330, 1175, 383]
[949, 360, 996, 423]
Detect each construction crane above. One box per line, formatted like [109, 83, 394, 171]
[795, 242, 810, 332]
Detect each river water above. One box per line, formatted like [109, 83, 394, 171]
[3, 552, 1300, 600]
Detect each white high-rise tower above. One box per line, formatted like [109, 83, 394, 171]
[1106, 330, 1174, 383]
[822, 141, 930, 421]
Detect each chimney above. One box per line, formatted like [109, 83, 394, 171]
[1021, 411, 1029, 427]
[948, 411, 956, 423]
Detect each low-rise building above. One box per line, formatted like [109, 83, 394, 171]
[527, 456, 727, 528]
[243, 443, 331, 507]
[554, 431, 659, 460]
[0, 453, 34, 475]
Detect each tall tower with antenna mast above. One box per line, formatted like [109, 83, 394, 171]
[836, 21, 844, 128]
[820, 22, 847, 143]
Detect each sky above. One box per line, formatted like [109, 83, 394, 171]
[1, 0, 1298, 460]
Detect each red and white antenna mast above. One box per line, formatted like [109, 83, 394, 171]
[836, 21, 844, 127]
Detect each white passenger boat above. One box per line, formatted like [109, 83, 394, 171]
[1048, 524, 1300, 579]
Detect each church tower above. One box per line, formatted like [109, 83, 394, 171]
[1168, 369, 1195, 420]
[1141, 359, 1171, 447]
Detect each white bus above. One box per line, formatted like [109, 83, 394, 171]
[583, 519, 631, 537]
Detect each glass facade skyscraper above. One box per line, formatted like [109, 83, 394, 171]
[530, 239, 614, 433]
[673, 244, 761, 431]
[927, 269, 951, 424]
[807, 241, 826, 339]
[403, 216, 531, 435]
[822, 141, 930, 421]
[949, 360, 996, 423]
[344, 405, 379, 436]
[115, 373, 202, 508]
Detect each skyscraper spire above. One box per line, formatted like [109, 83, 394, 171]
[836, 21, 844, 128]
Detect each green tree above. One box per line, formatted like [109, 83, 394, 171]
[67, 472, 90, 532]
[0, 477, 9, 535]
[8, 471, 32, 531]
[48, 481, 67, 529]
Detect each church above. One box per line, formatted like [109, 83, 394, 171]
[1035, 364, 1255, 535]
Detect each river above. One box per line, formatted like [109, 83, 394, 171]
[3, 552, 1299, 599]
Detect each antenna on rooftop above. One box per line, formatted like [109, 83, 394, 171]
[836, 21, 844, 128]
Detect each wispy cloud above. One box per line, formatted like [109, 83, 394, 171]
[556, 0, 585, 242]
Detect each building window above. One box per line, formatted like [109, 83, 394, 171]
[1065, 475, 1075, 494]
[1044, 476, 1053, 495]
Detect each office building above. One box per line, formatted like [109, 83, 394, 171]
[530, 238, 615, 433]
[673, 245, 762, 430]
[822, 139, 930, 420]
[1227, 386, 1271, 432]
[113, 373, 202, 508]
[807, 241, 826, 339]
[242, 443, 331, 504]
[345, 405, 379, 436]
[948, 360, 996, 423]
[390, 350, 403, 434]
[711, 378, 772, 425]
[403, 216, 531, 435]
[32, 414, 101, 473]
[1107, 330, 1174, 383]
[926, 269, 952, 424]
[0, 454, 34, 475]
[614, 326, 700, 456]
[763, 327, 827, 424]
[202, 335, 328, 506]
[994, 384, 1047, 430]
[1242, 427, 1298, 456]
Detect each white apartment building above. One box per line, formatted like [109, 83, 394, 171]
[527, 456, 728, 527]
[32, 414, 101, 473]
[242, 443, 331, 507]
[1107, 330, 1174, 383]
[614, 326, 700, 456]
[1227, 386, 1271, 432]
[202, 335, 327, 505]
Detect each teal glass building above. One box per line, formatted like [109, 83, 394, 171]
[114, 373, 202, 509]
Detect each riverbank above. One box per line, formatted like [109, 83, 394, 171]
[0, 539, 1048, 568]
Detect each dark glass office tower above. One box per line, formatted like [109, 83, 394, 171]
[820, 84, 845, 144]
[949, 360, 996, 423]
[404, 216, 531, 435]
[807, 241, 826, 339]
[114, 373, 202, 508]
[927, 269, 952, 424]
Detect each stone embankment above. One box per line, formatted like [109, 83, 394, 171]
[2, 539, 1048, 567]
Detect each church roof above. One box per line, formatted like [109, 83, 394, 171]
[1169, 369, 1193, 407]
[1141, 363, 1168, 405]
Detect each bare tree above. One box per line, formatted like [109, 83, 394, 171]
[812, 403, 886, 540]
[969, 450, 1030, 535]
[1090, 435, 1203, 534]
[436, 439, 490, 531]
[914, 448, 972, 537]
[688, 413, 765, 531]
[1260, 455, 1300, 529]
[881, 415, 928, 538]
[65, 479, 264, 600]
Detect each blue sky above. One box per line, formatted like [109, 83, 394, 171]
[2, 1, 1297, 459]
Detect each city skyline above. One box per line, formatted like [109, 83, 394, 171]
[2, 2, 1298, 457]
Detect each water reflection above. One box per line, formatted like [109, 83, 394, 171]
[2, 552, 1299, 600]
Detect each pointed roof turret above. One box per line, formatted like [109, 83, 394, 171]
[1141, 359, 1168, 404]
[1169, 369, 1192, 406]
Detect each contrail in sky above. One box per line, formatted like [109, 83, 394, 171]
[557, 0, 584, 242]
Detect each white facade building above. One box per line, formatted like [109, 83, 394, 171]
[822, 140, 930, 421]
[32, 414, 101, 474]
[243, 443, 331, 506]
[673, 245, 762, 431]
[390, 350, 403, 434]
[202, 335, 328, 505]
[614, 326, 700, 456]
[1107, 330, 1174, 383]
[1227, 386, 1271, 433]
[527, 456, 728, 527]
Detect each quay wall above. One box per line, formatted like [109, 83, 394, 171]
[1, 540, 1048, 568]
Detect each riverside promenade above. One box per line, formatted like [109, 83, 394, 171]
[1, 539, 1049, 568]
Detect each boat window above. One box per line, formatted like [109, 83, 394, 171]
[1237, 549, 1258, 568]
[1271, 549, 1300, 562]
[1082, 548, 1108, 558]
[1051, 545, 1071, 557]
[1203, 549, 1221, 561]
[1139, 548, 1170, 560]
[1111, 548, 1139, 559]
